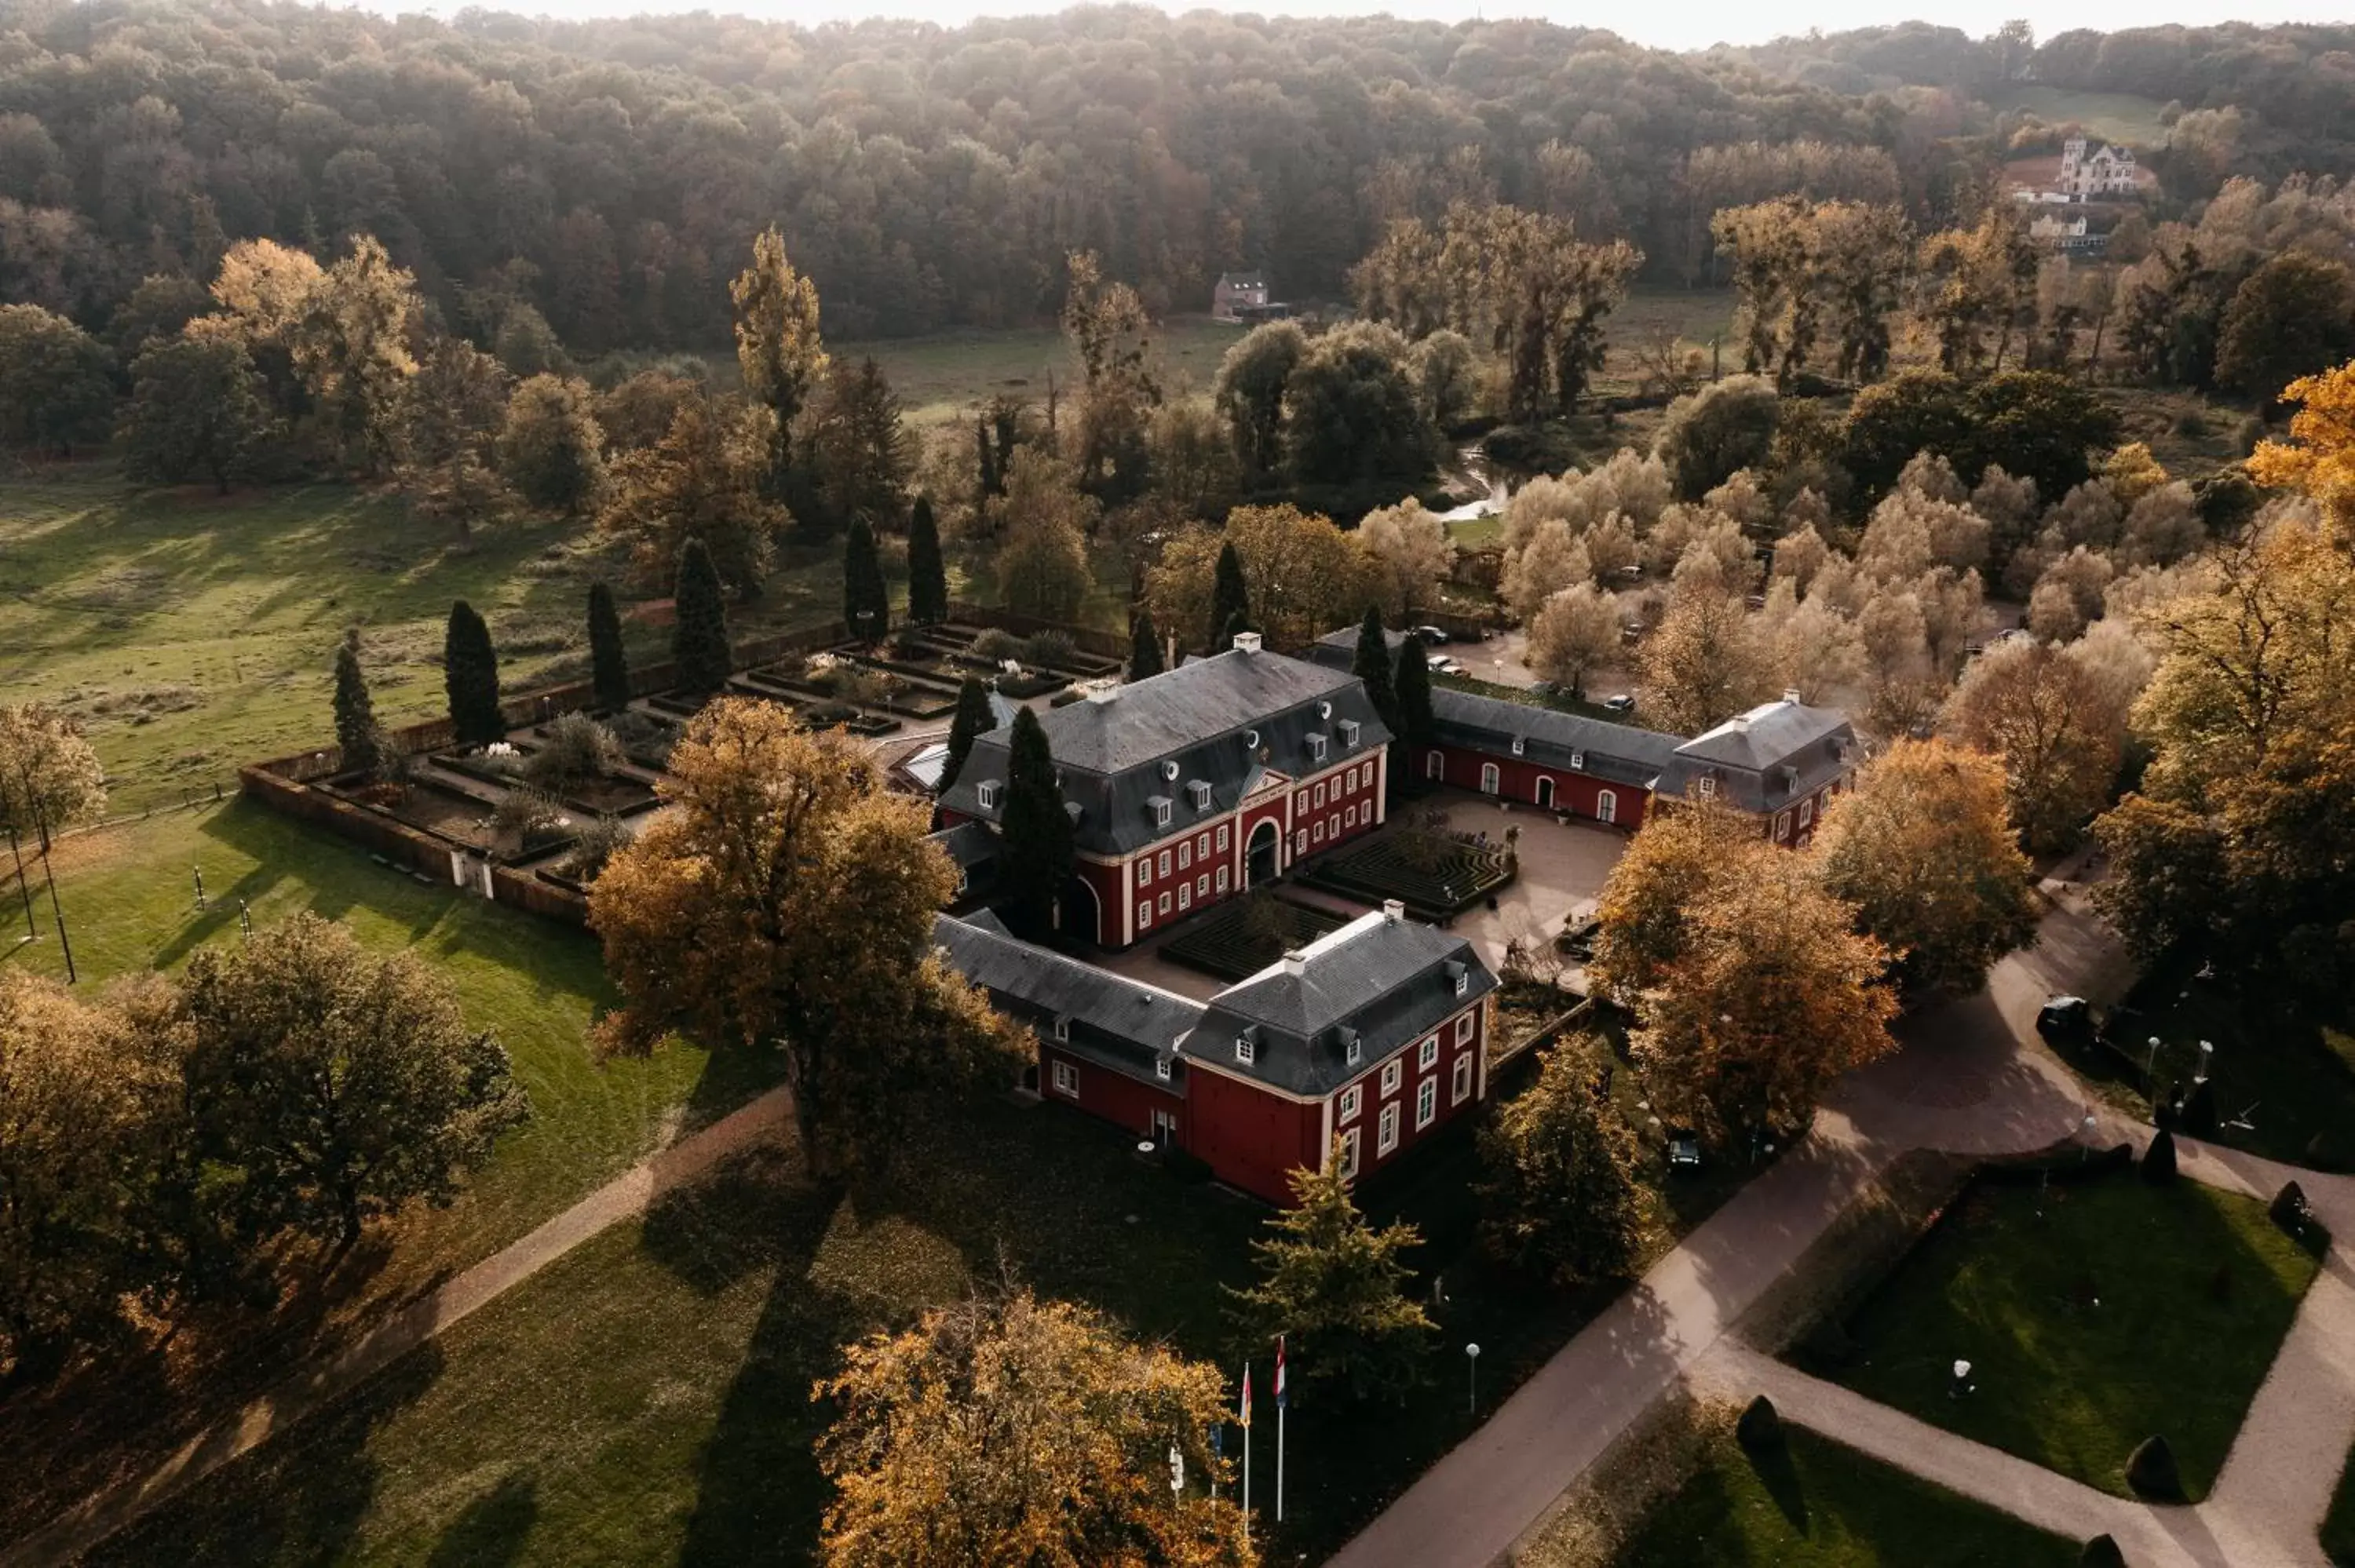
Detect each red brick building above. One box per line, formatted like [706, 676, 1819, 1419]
[935, 635, 1393, 948]
[935, 903, 1498, 1205]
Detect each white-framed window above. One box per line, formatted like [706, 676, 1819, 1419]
[1454, 969, 1470, 997]
[1137, 901, 1152, 929]
[1378, 1101, 1400, 1154]
[1427, 750, 1444, 779]
[1296, 830, 1308, 855]
[1159, 850, 1172, 877]
[1053, 1016, 1070, 1041]
[1313, 781, 1326, 808]
[1139, 857, 1152, 888]
[1570, 750, 1585, 771]
[1345, 1035, 1363, 1066]
[976, 781, 999, 808]
[1382, 1059, 1402, 1096]
[1235, 1034, 1256, 1065]
[1313, 819, 1325, 844]
[1197, 832, 1210, 859]
[1698, 776, 1716, 798]
[1178, 839, 1192, 870]
[1338, 1126, 1362, 1179]
[1339, 1084, 1362, 1121]
[1800, 797, 1814, 827]
[1775, 811, 1791, 841]
[1309, 735, 1327, 762]
[1217, 823, 1229, 851]
[1452, 1053, 1474, 1104]
[1534, 776, 1554, 810]
[1156, 1056, 1173, 1081]
[1341, 719, 1360, 747]
[1216, 866, 1230, 892]
[1361, 762, 1374, 789]
[1455, 1012, 1476, 1045]
[1159, 892, 1171, 915]
[1189, 780, 1212, 811]
[1418, 1034, 1439, 1070]
[1510, 735, 1525, 756]
[1326, 815, 1338, 841]
[1416, 1075, 1438, 1129]
[1178, 882, 1192, 911]
[1481, 762, 1500, 795]
[1296, 789, 1309, 811]
[1597, 789, 1618, 825]
[1345, 804, 1356, 829]
[1196, 873, 1208, 899]
[1154, 800, 1172, 827]
[1052, 1060, 1079, 1096]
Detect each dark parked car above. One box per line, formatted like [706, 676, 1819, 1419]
[2037, 996, 2095, 1045]
[1413, 625, 1450, 646]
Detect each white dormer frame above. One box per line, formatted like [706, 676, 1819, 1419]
[1154, 799, 1172, 827]
[1308, 734, 1327, 763]
[1235, 1034, 1256, 1065]
[1188, 779, 1212, 811]
[1345, 1033, 1362, 1067]
[1155, 1056, 1172, 1081]
[1570, 750, 1585, 771]
[1455, 972, 1470, 997]
[1053, 1016, 1070, 1041]
[975, 781, 999, 809]
[1697, 776, 1717, 798]
[1510, 736, 1525, 757]
[1340, 719, 1360, 748]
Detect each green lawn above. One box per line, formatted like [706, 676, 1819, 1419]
[836, 313, 1246, 425]
[2054, 957, 2355, 1169]
[1820, 1172, 2320, 1501]
[0, 466, 895, 811]
[2327, 1436, 2355, 1566]
[1612, 1425, 2079, 1568]
[0, 800, 776, 1544]
[1988, 85, 2174, 148]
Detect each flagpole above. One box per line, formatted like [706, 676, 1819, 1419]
[1276, 1333, 1287, 1524]
[1242, 1361, 1252, 1543]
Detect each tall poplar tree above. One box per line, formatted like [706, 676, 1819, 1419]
[1210, 540, 1251, 646]
[940, 677, 994, 795]
[587, 582, 631, 711]
[443, 601, 505, 746]
[842, 514, 889, 640]
[906, 494, 948, 625]
[998, 708, 1073, 939]
[1130, 609, 1165, 679]
[730, 226, 827, 515]
[332, 628, 381, 775]
[671, 538, 732, 698]
[1350, 604, 1400, 735]
[1394, 635, 1435, 750]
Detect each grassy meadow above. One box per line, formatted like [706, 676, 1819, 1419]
[1987, 85, 2175, 148]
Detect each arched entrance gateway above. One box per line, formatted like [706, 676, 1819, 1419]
[1245, 819, 1280, 888]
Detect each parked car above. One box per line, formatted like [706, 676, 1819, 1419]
[1600, 694, 1635, 713]
[1429, 655, 1466, 675]
[1413, 625, 1450, 646]
[2036, 995, 2096, 1045]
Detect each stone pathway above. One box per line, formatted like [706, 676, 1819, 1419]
[3, 1087, 796, 1568]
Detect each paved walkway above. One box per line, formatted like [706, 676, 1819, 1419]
[4, 1087, 796, 1568]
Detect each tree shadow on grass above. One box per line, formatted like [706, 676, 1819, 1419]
[425, 1469, 538, 1568]
[1747, 1438, 1812, 1535]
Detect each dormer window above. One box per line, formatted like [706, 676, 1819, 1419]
[1448, 960, 1468, 997]
[975, 781, 999, 809]
[1156, 800, 1172, 827]
[1340, 719, 1360, 748]
[1155, 1056, 1173, 1081]
[1344, 1030, 1362, 1067]
[1308, 735, 1327, 763]
[1510, 736, 1525, 757]
[1188, 780, 1212, 811]
[1235, 1034, 1256, 1065]
[1053, 1016, 1070, 1041]
[1570, 751, 1585, 771]
[1698, 777, 1717, 798]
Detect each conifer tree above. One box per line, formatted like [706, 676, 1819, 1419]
[906, 494, 948, 625]
[1351, 603, 1401, 735]
[842, 514, 890, 640]
[587, 582, 631, 712]
[1476, 1041, 1646, 1288]
[332, 627, 382, 775]
[1130, 609, 1165, 680]
[1229, 1153, 1436, 1401]
[443, 600, 505, 746]
[940, 677, 994, 796]
[1394, 634, 1435, 749]
[998, 707, 1074, 939]
[671, 537, 732, 698]
[1210, 539, 1252, 646]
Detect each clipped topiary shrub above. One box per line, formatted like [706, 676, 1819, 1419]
[2269, 1181, 2311, 1234]
[2079, 1533, 2127, 1568]
[1736, 1394, 1784, 1452]
[2126, 1434, 2184, 1501]
[2140, 1129, 2178, 1186]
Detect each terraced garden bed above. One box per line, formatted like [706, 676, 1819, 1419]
[1159, 894, 1350, 980]
[1300, 830, 1516, 918]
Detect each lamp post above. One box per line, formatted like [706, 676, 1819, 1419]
[2145, 1035, 2163, 1084]
[7, 825, 32, 942]
[2080, 1111, 2097, 1162]
[2195, 1041, 2214, 1085]
[1950, 1358, 1973, 1398]
[1465, 1343, 1481, 1416]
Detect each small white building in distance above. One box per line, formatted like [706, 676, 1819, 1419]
[2059, 136, 2138, 200]
[1212, 271, 1269, 321]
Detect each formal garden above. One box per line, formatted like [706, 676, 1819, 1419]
[1159, 890, 1349, 980]
[1297, 811, 1518, 921]
[1608, 1424, 2079, 1568]
[1798, 1162, 2324, 1503]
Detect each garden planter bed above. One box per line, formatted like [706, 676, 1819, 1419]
[1160, 897, 1351, 982]
[1298, 833, 1516, 919]
[368, 780, 498, 849]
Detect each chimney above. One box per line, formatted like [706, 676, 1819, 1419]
[1382, 899, 1405, 923]
[1086, 679, 1119, 705]
[1280, 948, 1307, 977]
[1232, 631, 1263, 655]
[1783, 688, 1802, 706]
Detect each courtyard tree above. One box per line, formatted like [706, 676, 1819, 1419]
[1476, 1041, 1646, 1289]
[731, 225, 828, 508]
[1811, 738, 2038, 994]
[1941, 636, 2130, 853]
[940, 676, 994, 794]
[905, 494, 947, 625]
[1229, 1154, 1435, 1402]
[842, 514, 889, 640]
[587, 582, 632, 712]
[813, 1284, 1254, 1568]
[598, 392, 787, 596]
[589, 700, 1020, 1174]
[120, 333, 272, 491]
[179, 913, 528, 1253]
[0, 303, 115, 457]
[1350, 603, 1402, 738]
[497, 373, 607, 516]
[670, 537, 733, 698]
[1130, 608, 1165, 679]
[1394, 634, 1436, 754]
[1633, 848, 1897, 1142]
[1587, 800, 1767, 1002]
[1527, 583, 1624, 700]
[442, 600, 505, 746]
[0, 704, 106, 850]
[998, 708, 1074, 939]
[0, 972, 181, 1387]
[331, 628, 381, 776]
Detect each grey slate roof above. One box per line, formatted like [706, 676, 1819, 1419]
[1428, 686, 1679, 790]
[932, 913, 1201, 1088]
[934, 648, 1393, 856]
[1654, 699, 1857, 813]
[1185, 910, 1499, 1098]
[1308, 623, 1408, 673]
[928, 822, 999, 873]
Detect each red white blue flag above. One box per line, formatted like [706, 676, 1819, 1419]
[1276, 1336, 1288, 1410]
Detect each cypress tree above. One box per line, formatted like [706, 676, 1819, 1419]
[332, 627, 382, 775]
[974, 414, 999, 505]
[672, 536, 733, 698]
[1210, 540, 1251, 647]
[999, 707, 1074, 939]
[1351, 603, 1401, 735]
[843, 514, 889, 640]
[1130, 609, 1165, 680]
[940, 676, 994, 794]
[907, 494, 948, 625]
[587, 582, 632, 712]
[443, 601, 505, 746]
[1394, 633, 1435, 748]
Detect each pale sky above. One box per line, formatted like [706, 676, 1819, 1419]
[379, 0, 2353, 56]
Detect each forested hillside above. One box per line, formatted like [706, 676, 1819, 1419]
[2, 0, 2348, 348]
